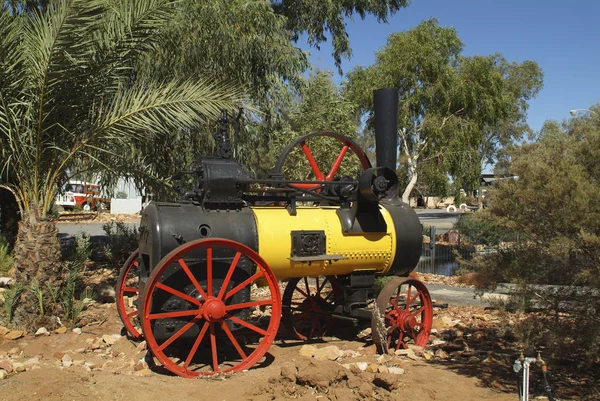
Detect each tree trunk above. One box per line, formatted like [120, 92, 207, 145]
[402, 155, 419, 204]
[12, 212, 64, 329]
[0, 188, 20, 251]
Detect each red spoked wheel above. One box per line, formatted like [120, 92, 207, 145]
[116, 249, 142, 340]
[140, 238, 281, 377]
[272, 132, 372, 192]
[282, 276, 343, 340]
[372, 277, 433, 354]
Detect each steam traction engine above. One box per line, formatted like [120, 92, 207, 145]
[115, 89, 433, 377]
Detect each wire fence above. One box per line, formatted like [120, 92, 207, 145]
[415, 226, 475, 276]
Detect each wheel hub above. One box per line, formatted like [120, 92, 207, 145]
[388, 310, 417, 332]
[203, 298, 226, 322]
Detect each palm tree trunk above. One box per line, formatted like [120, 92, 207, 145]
[12, 211, 64, 328]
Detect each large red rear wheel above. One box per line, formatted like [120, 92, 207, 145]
[140, 238, 281, 377]
[372, 277, 433, 354]
[272, 132, 372, 192]
[282, 276, 342, 340]
[116, 249, 142, 340]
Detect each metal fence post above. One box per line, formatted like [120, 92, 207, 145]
[430, 226, 436, 274]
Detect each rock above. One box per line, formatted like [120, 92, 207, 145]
[313, 345, 342, 361]
[134, 368, 153, 377]
[346, 374, 363, 389]
[471, 331, 485, 342]
[373, 372, 400, 391]
[423, 350, 434, 361]
[8, 348, 20, 356]
[13, 362, 25, 373]
[376, 354, 390, 364]
[62, 354, 73, 367]
[280, 362, 296, 382]
[54, 352, 66, 360]
[55, 327, 68, 334]
[72, 328, 82, 335]
[434, 349, 449, 359]
[136, 341, 147, 351]
[102, 334, 123, 345]
[0, 277, 13, 287]
[5, 330, 25, 340]
[35, 327, 49, 337]
[355, 362, 368, 371]
[295, 360, 348, 390]
[0, 359, 12, 373]
[366, 363, 379, 373]
[357, 382, 373, 398]
[0, 326, 10, 336]
[24, 358, 39, 367]
[87, 338, 103, 350]
[387, 367, 405, 375]
[298, 344, 317, 358]
[341, 350, 361, 358]
[357, 327, 372, 339]
[95, 284, 116, 303]
[377, 365, 389, 373]
[408, 345, 424, 354]
[0, 369, 7, 379]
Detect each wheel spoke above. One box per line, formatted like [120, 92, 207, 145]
[158, 314, 202, 351]
[303, 277, 311, 297]
[126, 310, 138, 318]
[406, 290, 420, 309]
[217, 252, 242, 300]
[207, 248, 213, 297]
[315, 277, 322, 295]
[227, 315, 268, 336]
[177, 258, 208, 300]
[155, 282, 202, 306]
[294, 285, 309, 298]
[123, 287, 138, 293]
[224, 299, 273, 312]
[184, 321, 210, 368]
[301, 141, 324, 181]
[224, 271, 264, 301]
[323, 290, 334, 302]
[404, 286, 412, 310]
[148, 309, 201, 320]
[308, 316, 317, 339]
[325, 144, 349, 180]
[221, 321, 247, 360]
[210, 323, 218, 372]
[133, 260, 139, 267]
[410, 305, 426, 317]
[292, 312, 308, 322]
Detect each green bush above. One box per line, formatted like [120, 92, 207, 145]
[0, 236, 14, 276]
[102, 222, 138, 267]
[454, 213, 513, 246]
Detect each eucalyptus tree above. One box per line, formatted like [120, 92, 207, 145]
[345, 19, 542, 203]
[0, 0, 243, 325]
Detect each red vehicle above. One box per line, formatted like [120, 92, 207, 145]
[55, 181, 110, 211]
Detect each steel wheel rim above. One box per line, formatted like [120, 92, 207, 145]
[272, 132, 372, 192]
[141, 238, 281, 377]
[282, 275, 342, 340]
[372, 277, 433, 353]
[116, 249, 142, 340]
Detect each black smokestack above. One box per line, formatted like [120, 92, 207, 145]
[373, 88, 399, 171]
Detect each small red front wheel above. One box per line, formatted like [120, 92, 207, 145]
[115, 249, 142, 340]
[282, 276, 342, 340]
[140, 238, 281, 377]
[372, 277, 433, 354]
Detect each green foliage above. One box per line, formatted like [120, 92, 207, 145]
[474, 108, 600, 366]
[60, 233, 92, 325]
[0, 236, 14, 276]
[115, 191, 128, 199]
[3, 283, 24, 324]
[30, 279, 44, 316]
[102, 222, 139, 266]
[0, 0, 244, 219]
[454, 213, 512, 246]
[344, 19, 543, 202]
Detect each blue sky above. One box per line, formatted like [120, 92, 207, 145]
[300, 0, 600, 132]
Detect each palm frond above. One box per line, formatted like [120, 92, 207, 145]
[95, 78, 245, 141]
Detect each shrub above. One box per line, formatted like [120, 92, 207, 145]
[0, 236, 14, 276]
[454, 213, 513, 246]
[102, 222, 139, 267]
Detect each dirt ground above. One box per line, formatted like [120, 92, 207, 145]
[0, 274, 596, 401]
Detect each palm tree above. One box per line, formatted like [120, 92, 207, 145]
[0, 0, 243, 326]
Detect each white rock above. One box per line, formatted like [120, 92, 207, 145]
[102, 334, 123, 345]
[388, 367, 405, 375]
[0, 369, 7, 379]
[72, 328, 82, 335]
[62, 354, 73, 367]
[355, 362, 368, 371]
[13, 362, 25, 372]
[24, 358, 40, 367]
[35, 327, 49, 337]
